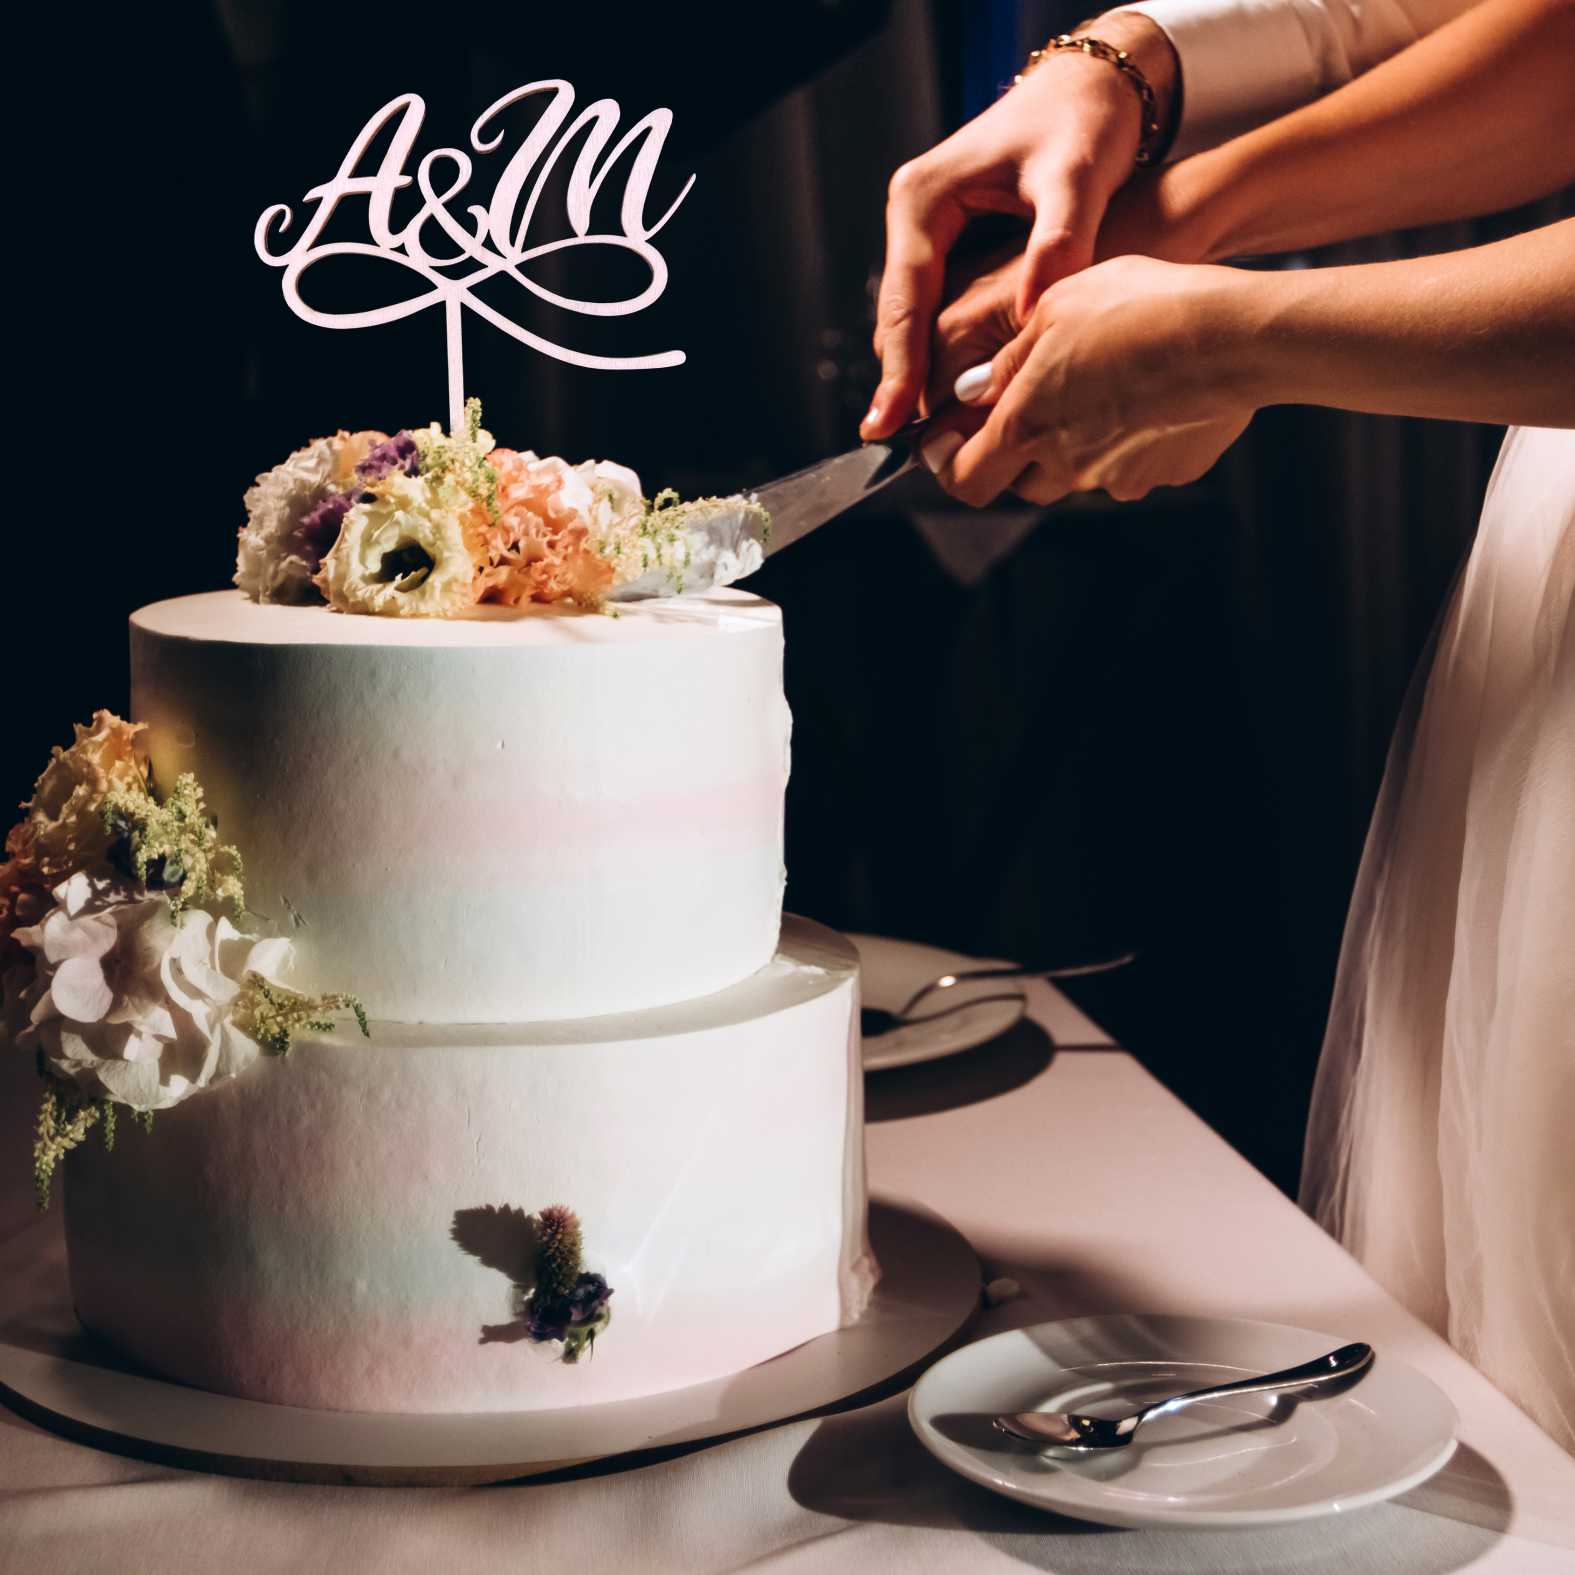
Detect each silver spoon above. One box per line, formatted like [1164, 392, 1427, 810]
[860, 950, 1136, 1039]
[993, 1340, 1374, 1451]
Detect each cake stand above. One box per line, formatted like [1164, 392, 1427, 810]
[0, 1195, 978, 1485]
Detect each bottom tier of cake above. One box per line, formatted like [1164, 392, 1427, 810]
[62, 917, 875, 1414]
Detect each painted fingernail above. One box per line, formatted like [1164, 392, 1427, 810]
[954, 363, 992, 404]
[862, 402, 882, 430]
[920, 429, 964, 474]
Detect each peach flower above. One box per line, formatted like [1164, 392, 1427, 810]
[0, 710, 150, 969]
[7, 712, 149, 884]
[476, 449, 618, 608]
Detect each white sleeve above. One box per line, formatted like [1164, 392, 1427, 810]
[1115, 0, 1480, 158]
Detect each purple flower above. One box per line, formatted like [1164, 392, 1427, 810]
[290, 489, 355, 568]
[526, 1305, 569, 1343]
[566, 1272, 612, 1325]
[356, 431, 421, 482]
[526, 1272, 613, 1347]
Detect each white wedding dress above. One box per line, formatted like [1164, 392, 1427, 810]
[1301, 424, 1575, 1453]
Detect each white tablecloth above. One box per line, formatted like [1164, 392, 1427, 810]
[2, 983, 1571, 1574]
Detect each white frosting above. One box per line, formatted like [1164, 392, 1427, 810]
[603, 497, 769, 601]
[63, 918, 876, 1413]
[130, 589, 790, 1023]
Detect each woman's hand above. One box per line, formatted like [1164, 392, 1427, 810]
[921, 255, 1260, 505]
[862, 16, 1178, 442]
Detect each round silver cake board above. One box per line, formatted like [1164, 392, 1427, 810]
[0, 1196, 977, 1486]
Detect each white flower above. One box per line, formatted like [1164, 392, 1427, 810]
[506, 453, 646, 537]
[576, 458, 646, 535]
[315, 473, 477, 618]
[604, 494, 770, 601]
[13, 870, 292, 1111]
[235, 438, 339, 604]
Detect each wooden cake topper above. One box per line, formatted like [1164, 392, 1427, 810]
[255, 81, 695, 433]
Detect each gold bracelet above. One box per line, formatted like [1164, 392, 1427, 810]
[1015, 34, 1166, 165]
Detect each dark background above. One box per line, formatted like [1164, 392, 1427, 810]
[16, 0, 1563, 1196]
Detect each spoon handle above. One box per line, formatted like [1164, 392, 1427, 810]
[896, 951, 1137, 1018]
[1140, 1342, 1374, 1427]
[951, 954, 1138, 984]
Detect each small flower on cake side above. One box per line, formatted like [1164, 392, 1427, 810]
[524, 1205, 613, 1362]
[1, 713, 368, 1207]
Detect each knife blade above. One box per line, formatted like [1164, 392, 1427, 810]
[753, 423, 927, 559]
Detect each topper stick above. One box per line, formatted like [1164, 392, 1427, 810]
[446, 294, 464, 436]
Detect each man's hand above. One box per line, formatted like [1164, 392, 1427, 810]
[863, 14, 1178, 442]
[922, 245, 1024, 415]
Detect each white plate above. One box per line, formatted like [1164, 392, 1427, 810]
[909, 1313, 1458, 1529]
[852, 933, 1027, 1071]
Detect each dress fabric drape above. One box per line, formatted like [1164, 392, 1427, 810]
[1301, 425, 1575, 1453]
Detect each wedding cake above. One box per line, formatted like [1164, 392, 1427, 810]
[5, 409, 877, 1414]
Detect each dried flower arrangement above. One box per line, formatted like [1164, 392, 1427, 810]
[1, 713, 367, 1206]
[237, 398, 769, 617]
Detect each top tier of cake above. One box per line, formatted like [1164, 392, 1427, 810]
[129, 589, 790, 1024]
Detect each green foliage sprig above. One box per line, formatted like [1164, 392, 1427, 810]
[103, 773, 244, 918]
[417, 396, 499, 516]
[31, 1081, 142, 1211]
[232, 972, 369, 1056]
[521, 1204, 613, 1363]
[20, 730, 368, 1211]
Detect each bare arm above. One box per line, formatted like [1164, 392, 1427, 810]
[924, 219, 1575, 505]
[1240, 220, 1575, 426]
[1108, 0, 1575, 260]
[918, 0, 1575, 503]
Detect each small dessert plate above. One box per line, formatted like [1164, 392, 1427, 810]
[852, 934, 1028, 1072]
[909, 1313, 1458, 1529]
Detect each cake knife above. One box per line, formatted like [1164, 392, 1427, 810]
[754, 422, 927, 559]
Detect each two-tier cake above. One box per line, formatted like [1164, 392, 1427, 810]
[6, 409, 877, 1414]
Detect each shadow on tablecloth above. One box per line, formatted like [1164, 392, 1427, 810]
[864, 1020, 1057, 1123]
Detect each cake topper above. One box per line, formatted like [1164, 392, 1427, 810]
[255, 82, 695, 434]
